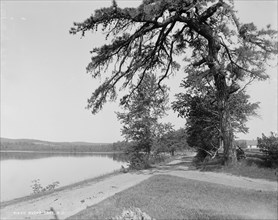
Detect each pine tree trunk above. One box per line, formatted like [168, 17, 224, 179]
[222, 110, 237, 165]
[208, 36, 237, 165]
[215, 70, 237, 165]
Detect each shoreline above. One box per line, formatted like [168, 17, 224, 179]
[0, 150, 123, 154]
[1, 154, 277, 220]
[0, 169, 122, 208]
[0, 155, 178, 209]
[0, 170, 153, 220]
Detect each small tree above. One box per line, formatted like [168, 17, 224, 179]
[116, 73, 169, 168]
[258, 132, 278, 167]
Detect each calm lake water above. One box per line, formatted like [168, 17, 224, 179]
[0, 151, 127, 202]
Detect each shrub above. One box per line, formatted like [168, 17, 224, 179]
[123, 143, 152, 170]
[149, 153, 167, 164]
[257, 132, 278, 167]
[111, 207, 154, 220]
[127, 151, 151, 170]
[30, 179, 60, 194]
[193, 150, 208, 163]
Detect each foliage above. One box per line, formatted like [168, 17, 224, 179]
[112, 140, 132, 152]
[173, 89, 258, 161]
[257, 132, 278, 167]
[70, 0, 277, 164]
[0, 138, 115, 152]
[208, 157, 278, 181]
[173, 91, 219, 160]
[111, 207, 154, 220]
[30, 179, 60, 194]
[154, 128, 188, 155]
[234, 140, 247, 149]
[125, 145, 152, 170]
[116, 74, 170, 169]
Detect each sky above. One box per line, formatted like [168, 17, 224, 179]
[1, 0, 277, 143]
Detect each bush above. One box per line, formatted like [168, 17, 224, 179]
[126, 151, 151, 170]
[123, 142, 152, 170]
[111, 207, 154, 220]
[193, 150, 208, 163]
[149, 153, 167, 164]
[30, 179, 60, 194]
[257, 132, 278, 167]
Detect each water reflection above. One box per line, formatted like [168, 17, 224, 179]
[0, 151, 127, 202]
[0, 151, 127, 162]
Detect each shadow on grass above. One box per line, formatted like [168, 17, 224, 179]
[125, 154, 277, 182]
[130, 159, 199, 176]
[197, 157, 278, 181]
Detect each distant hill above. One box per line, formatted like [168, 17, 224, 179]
[0, 137, 116, 152]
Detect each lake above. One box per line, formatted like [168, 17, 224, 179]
[0, 151, 127, 202]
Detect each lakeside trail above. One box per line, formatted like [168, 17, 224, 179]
[0, 154, 277, 220]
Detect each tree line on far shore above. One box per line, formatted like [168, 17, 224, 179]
[0, 138, 114, 152]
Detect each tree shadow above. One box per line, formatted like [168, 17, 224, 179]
[132, 156, 198, 175]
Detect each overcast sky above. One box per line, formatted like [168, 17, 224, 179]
[1, 0, 277, 143]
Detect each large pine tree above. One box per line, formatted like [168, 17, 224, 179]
[70, 0, 277, 164]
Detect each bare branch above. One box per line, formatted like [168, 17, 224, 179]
[158, 40, 175, 90]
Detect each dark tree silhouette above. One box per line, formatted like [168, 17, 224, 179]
[173, 87, 259, 161]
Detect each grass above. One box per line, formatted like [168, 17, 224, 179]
[200, 157, 278, 182]
[67, 175, 277, 220]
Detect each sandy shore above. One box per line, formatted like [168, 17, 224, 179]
[0, 171, 152, 220]
[1, 156, 277, 220]
[0, 171, 121, 208]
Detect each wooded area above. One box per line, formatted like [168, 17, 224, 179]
[0, 138, 114, 152]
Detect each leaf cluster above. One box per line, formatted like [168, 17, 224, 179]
[154, 128, 188, 155]
[30, 179, 60, 194]
[258, 132, 278, 167]
[116, 73, 170, 154]
[172, 85, 259, 154]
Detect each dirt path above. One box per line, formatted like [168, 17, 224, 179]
[1, 155, 277, 220]
[143, 157, 277, 192]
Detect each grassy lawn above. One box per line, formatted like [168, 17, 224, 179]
[67, 175, 277, 220]
[200, 157, 278, 182]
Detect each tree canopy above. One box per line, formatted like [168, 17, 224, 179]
[70, 0, 276, 112]
[258, 132, 278, 167]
